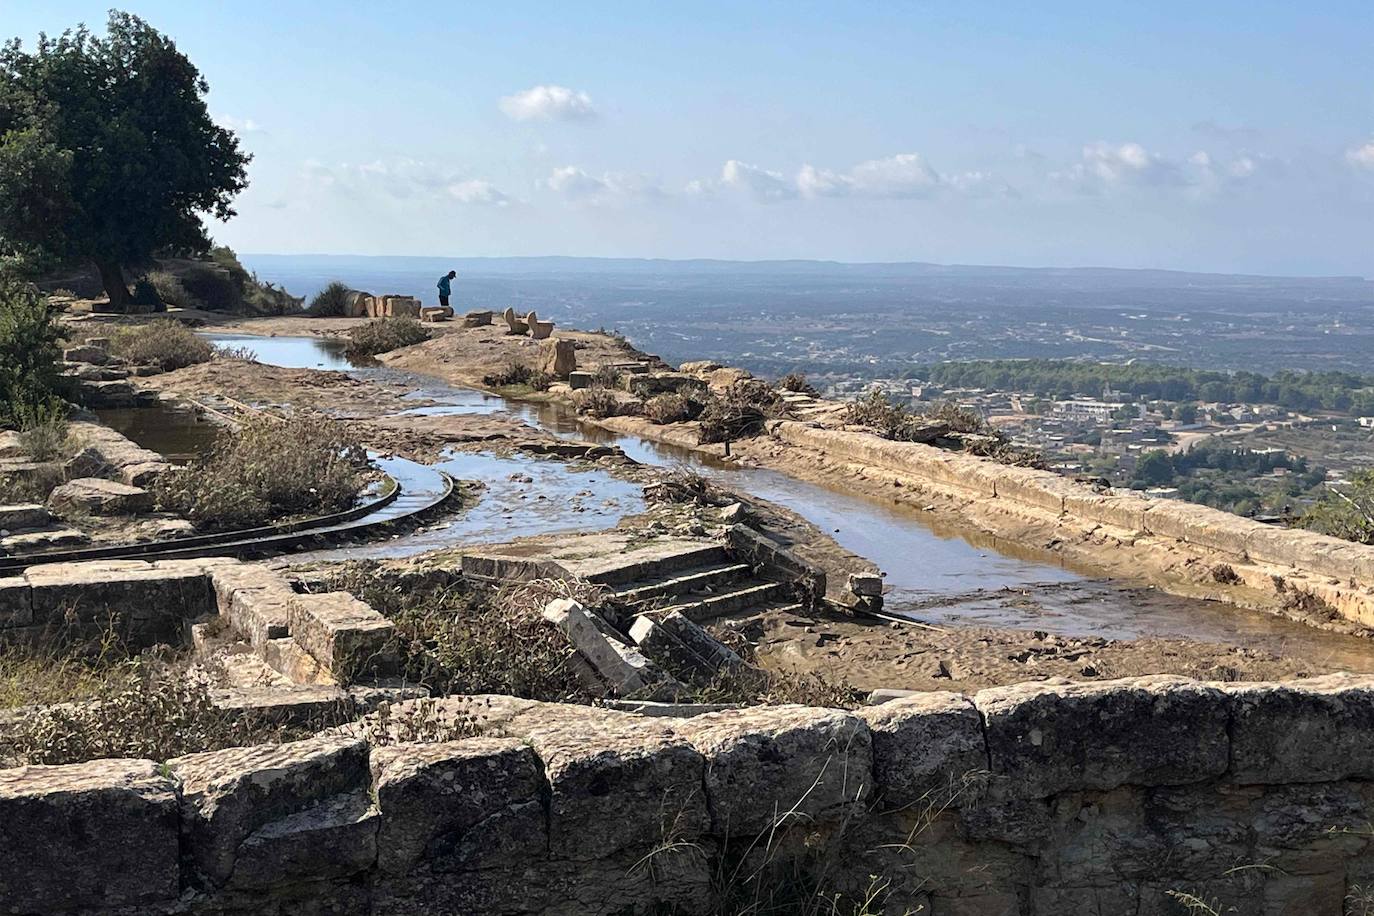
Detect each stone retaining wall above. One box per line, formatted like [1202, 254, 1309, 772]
[772, 420, 1374, 624]
[6, 674, 1374, 914]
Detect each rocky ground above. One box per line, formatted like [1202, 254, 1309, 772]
[55, 307, 1374, 695]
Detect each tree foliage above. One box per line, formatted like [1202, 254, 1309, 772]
[0, 12, 249, 306]
[1301, 470, 1374, 545]
[913, 359, 1374, 415]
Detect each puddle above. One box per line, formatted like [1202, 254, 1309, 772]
[205, 334, 356, 370]
[191, 333, 1374, 663]
[95, 406, 223, 462]
[296, 450, 645, 562]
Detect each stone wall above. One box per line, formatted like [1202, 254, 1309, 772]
[6, 674, 1374, 914]
[771, 420, 1374, 624]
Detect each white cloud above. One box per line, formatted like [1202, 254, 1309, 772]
[1056, 142, 1264, 194]
[798, 153, 943, 199]
[500, 85, 597, 122]
[719, 160, 798, 201]
[447, 179, 511, 207]
[1347, 142, 1374, 170]
[545, 166, 664, 204]
[215, 114, 264, 134]
[301, 158, 510, 205]
[546, 166, 612, 199]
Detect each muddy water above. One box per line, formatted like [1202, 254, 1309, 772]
[95, 405, 223, 462]
[193, 334, 1374, 664]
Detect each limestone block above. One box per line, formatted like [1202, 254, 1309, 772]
[462, 309, 494, 326]
[0, 758, 179, 912]
[226, 790, 379, 890]
[1141, 499, 1261, 557]
[62, 445, 113, 479]
[47, 476, 153, 516]
[287, 591, 398, 681]
[210, 564, 296, 648]
[0, 503, 51, 531]
[539, 337, 577, 378]
[25, 560, 215, 646]
[170, 735, 371, 886]
[0, 577, 33, 628]
[858, 691, 987, 808]
[1227, 674, 1374, 784]
[522, 712, 710, 860]
[974, 675, 1228, 796]
[371, 737, 545, 874]
[568, 370, 594, 389]
[543, 598, 667, 695]
[1062, 490, 1154, 534]
[630, 610, 746, 689]
[209, 684, 352, 725]
[526, 309, 554, 339]
[62, 344, 110, 364]
[120, 460, 173, 487]
[848, 572, 883, 597]
[678, 705, 873, 836]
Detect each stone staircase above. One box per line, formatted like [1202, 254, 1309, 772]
[580, 542, 800, 623]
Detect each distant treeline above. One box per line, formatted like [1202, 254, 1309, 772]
[911, 360, 1374, 413]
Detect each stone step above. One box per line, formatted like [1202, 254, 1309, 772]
[0, 526, 90, 554]
[612, 562, 752, 604]
[584, 544, 730, 587]
[658, 580, 786, 623]
[0, 504, 52, 533]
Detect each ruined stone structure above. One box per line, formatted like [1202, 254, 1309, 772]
[4, 675, 1374, 914]
[340, 292, 423, 319]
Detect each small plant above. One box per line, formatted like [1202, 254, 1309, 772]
[308, 280, 352, 317]
[345, 317, 430, 357]
[777, 371, 818, 396]
[1301, 470, 1374, 545]
[482, 360, 553, 391]
[17, 407, 70, 461]
[152, 414, 368, 530]
[109, 318, 214, 370]
[145, 270, 204, 310]
[572, 386, 626, 419]
[643, 392, 702, 424]
[591, 364, 623, 388]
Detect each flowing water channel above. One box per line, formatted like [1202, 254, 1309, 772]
[103, 332, 1374, 667]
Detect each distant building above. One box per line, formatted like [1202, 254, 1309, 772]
[1052, 399, 1125, 422]
[1360, 417, 1374, 429]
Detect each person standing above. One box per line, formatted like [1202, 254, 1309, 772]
[437, 270, 456, 309]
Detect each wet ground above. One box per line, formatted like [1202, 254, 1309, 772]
[117, 332, 1374, 668]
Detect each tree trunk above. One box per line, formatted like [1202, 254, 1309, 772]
[94, 259, 130, 311]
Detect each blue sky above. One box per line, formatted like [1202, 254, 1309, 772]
[7, 2, 1374, 274]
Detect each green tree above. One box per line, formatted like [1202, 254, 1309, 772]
[0, 277, 68, 428]
[1301, 470, 1374, 545]
[1134, 450, 1175, 487]
[0, 12, 249, 308]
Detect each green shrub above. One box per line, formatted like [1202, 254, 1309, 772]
[591, 364, 623, 388]
[0, 278, 70, 429]
[1301, 469, 1374, 545]
[109, 318, 214, 370]
[345, 317, 430, 357]
[128, 277, 162, 310]
[482, 360, 553, 391]
[153, 414, 367, 530]
[308, 280, 352, 317]
[145, 270, 204, 309]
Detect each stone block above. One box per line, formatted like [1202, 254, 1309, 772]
[678, 705, 873, 836]
[287, 591, 397, 681]
[25, 560, 215, 647]
[974, 675, 1228, 797]
[0, 503, 51, 531]
[226, 790, 379, 890]
[0, 758, 179, 913]
[543, 598, 667, 694]
[62, 344, 110, 365]
[539, 337, 577, 378]
[211, 565, 296, 648]
[371, 737, 545, 874]
[568, 370, 594, 389]
[848, 572, 884, 597]
[858, 691, 988, 808]
[523, 712, 710, 860]
[170, 735, 371, 887]
[1227, 675, 1374, 784]
[62, 445, 113, 479]
[462, 309, 494, 326]
[120, 460, 173, 487]
[210, 684, 352, 725]
[47, 476, 153, 516]
[0, 577, 33, 628]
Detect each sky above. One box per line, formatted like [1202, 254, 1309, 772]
[5, 1, 1374, 275]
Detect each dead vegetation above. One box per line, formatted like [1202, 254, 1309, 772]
[572, 386, 636, 419]
[344, 317, 430, 357]
[482, 359, 553, 392]
[109, 318, 214, 370]
[643, 391, 705, 424]
[152, 413, 368, 530]
[843, 392, 1045, 468]
[777, 371, 819, 396]
[698, 379, 790, 444]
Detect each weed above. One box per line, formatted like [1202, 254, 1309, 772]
[778, 372, 818, 396]
[572, 386, 628, 419]
[345, 317, 430, 357]
[483, 360, 553, 391]
[109, 318, 214, 370]
[152, 413, 367, 530]
[645, 466, 719, 505]
[592, 364, 624, 388]
[697, 380, 789, 444]
[17, 406, 70, 460]
[0, 277, 70, 428]
[644, 392, 704, 424]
